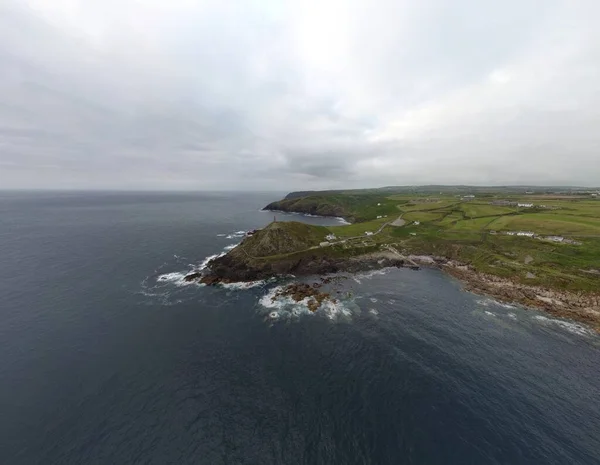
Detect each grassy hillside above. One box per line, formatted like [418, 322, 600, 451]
[265, 194, 399, 223]
[230, 221, 329, 258]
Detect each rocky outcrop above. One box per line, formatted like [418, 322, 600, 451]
[270, 282, 337, 312]
[443, 263, 600, 332]
[193, 251, 406, 285]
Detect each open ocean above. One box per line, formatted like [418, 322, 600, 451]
[1, 191, 599, 465]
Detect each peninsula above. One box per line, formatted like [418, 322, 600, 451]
[196, 186, 600, 331]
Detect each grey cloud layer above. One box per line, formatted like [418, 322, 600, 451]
[1, 0, 599, 190]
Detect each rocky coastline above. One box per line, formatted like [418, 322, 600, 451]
[406, 255, 600, 332]
[187, 251, 600, 332]
[187, 251, 410, 286]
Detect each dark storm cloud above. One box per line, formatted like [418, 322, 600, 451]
[0, 0, 599, 190]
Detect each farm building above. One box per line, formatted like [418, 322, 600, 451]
[518, 203, 534, 208]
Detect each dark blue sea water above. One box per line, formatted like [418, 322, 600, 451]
[1, 191, 599, 465]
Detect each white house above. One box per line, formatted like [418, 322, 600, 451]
[365, 231, 374, 236]
[518, 203, 534, 208]
[377, 215, 382, 219]
[516, 231, 535, 237]
[377, 203, 381, 206]
[325, 233, 337, 241]
[414, 221, 421, 225]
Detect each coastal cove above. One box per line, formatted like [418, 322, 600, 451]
[1, 191, 599, 464]
[194, 189, 600, 332]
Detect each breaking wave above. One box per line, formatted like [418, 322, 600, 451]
[352, 268, 392, 284]
[533, 315, 594, 337]
[476, 298, 516, 309]
[258, 285, 353, 322]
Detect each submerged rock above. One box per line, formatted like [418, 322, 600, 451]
[271, 282, 337, 312]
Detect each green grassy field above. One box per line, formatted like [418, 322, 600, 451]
[263, 190, 600, 292]
[311, 192, 600, 292]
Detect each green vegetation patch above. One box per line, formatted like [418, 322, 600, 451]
[460, 203, 517, 218]
[231, 221, 329, 258]
[487, 214, 600, 235]
[403, 211, 446, 223]
[266, 194, 399, 222]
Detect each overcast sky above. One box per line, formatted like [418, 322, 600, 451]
[1, 0, 599, 190]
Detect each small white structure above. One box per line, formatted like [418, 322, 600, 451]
[325, 233, 337, 241]
[377, 203, 381, 206]
[410, 232, 417, 236]
[320, 242, 332, 247]
[505, 231, 516, 236]
[377, 215, 382, 219]
[516, 231, 535, 237]
[518, 203, 534, 208]
[414, 221, 421, 225]
[547, 236, 565, 242]
[365, 231, 374, 236]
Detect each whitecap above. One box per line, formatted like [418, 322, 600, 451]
[369, 308, 379, 315]
[369, 297, 378, 303]
[221, 280, 267, 290]
[198, 252, 226, 270]
[354, 269, 391, 281]
[476, 298, 515, 309]
[533, 315, 593, 337]
[484, 311, 496, 317]
[156, 272, 197, 287]
[223, 243, 239, 251]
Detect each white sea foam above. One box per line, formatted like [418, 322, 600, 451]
[156, 272, 199, 287]
[353, 268, 391, 283]
[221, 280, 268, 290]
[223, 243, 239, 251]
[507, 313, 518, 320]
[199, 252, 226, 270]
[369, 308, 379, 315]
[369, 297, 378, 303]
[259, 285, 352, 321]
[533, 315, 593, 337]
[484, 311, 496, 317]
[224, 230, 247, 239]
[476, 298, 515, 309]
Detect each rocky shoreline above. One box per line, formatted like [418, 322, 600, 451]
[186, 247, 600, 332]
[407, 256, 600, 333]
